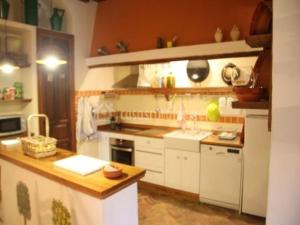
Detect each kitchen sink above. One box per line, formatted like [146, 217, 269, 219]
[120, 127, 144, 132]
[164, 129, 212, 152]
[164, 129, 212, 140]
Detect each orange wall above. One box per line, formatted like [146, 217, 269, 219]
[91, 0, 259, 56]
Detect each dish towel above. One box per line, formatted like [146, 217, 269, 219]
[76, 97, 97, 142]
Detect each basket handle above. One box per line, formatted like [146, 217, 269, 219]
[27, 114, 50, 137]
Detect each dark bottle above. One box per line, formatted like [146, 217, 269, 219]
[50, 8, 65, 31]
[0, 0, 9, 19]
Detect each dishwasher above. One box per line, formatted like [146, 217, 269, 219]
[200, 144, 242, 210]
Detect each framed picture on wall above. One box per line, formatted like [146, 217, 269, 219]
[38, 0, 52, 28]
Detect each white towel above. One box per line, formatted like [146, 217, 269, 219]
[76, 97, 97, 142]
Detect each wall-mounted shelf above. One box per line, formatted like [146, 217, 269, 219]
[101, 87, 234, 96]
[231, 100, 269, 109]
[86, 40, 263, 68]
[246, 34, 272, 48]
[0, 99, 32, 104]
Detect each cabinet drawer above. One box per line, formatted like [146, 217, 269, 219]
[141, 169, 164, 186]
[135, 137, 164, 151]
[135, 150, 164, 171]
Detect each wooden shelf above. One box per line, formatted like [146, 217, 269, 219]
[231, 100, 269, 109]
[0, 99, 32, 104]
[246, 34, 272, 48]
[101, 87, 234, 96]
[86, 40, 263, 68]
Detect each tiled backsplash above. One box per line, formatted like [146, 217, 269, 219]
[75, 90, 244, 130]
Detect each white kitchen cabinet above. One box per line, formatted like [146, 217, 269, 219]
[99, 133, 110, 161]
[200, 144, 242, 210]
[181, 151, 200, 193]
[165, 148, 200, 193]
[134, 137, 165, 185]
[165, 149, 181, 189]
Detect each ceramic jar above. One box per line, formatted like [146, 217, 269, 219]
[214, 27, 223, 42]
[230, 25, 240, 41]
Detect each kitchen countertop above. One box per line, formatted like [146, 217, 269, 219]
[201, 134, 243, 148]
[98, 123, 176, 139]
[0, 147, 145, 199]
[98, 123, 244, 148]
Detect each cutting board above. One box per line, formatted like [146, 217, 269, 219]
[54, 155, 109, 176]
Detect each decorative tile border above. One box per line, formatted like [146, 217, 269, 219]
[94, 111, 244, 124]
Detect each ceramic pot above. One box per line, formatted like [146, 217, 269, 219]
[0, 0, 9, 19]
[50, 8, 65, 31]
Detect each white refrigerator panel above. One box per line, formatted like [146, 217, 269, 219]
[242, 114, 271, 217]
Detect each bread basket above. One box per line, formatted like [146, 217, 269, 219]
[21, 114, 57, 159]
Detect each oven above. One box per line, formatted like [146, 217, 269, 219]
[110, 138, 134, 165]
[0, 114, 26, 137]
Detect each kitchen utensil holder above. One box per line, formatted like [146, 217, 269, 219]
[21, 114, 57, 159]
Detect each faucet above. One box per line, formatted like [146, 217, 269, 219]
[190, 114, 197, 132]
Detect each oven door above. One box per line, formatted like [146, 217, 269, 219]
[111, 145, 133, 165]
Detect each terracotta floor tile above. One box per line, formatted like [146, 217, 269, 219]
[138, 188, 265, 225]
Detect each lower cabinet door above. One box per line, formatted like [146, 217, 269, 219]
[140, 169, 164, 185]
[181, 151, 200, 194]
[165, 149, 182, 190]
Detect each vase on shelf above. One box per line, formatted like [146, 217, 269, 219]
[214, 27, 223, 43]
[50, 8, 65, 31]
[24, 0, 38, 25]
[230, 25, 240, 41]
[0, 0, 9, 19]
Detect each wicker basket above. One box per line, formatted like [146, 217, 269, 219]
[21, 114, 57, 159]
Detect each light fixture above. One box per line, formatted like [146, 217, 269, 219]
[0, 19, 20, 74]
[36, 43, 67, 70]
[36, 54, 67, 70]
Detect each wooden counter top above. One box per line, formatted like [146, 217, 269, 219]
[98, 123, 244, 148]
[98, 123, 176, 139]
[201, 134, 244, 148]
[0, 148, 145, 199]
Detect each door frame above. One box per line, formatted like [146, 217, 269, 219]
[37, 28, 76, 151]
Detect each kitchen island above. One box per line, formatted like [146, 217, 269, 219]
[0, 147, 145, 225]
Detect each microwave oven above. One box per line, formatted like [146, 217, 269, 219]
[0, 114, 26, 137]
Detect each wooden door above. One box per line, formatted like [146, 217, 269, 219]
[37, 29, 75, 151]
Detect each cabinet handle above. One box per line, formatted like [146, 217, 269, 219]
[176, 156, 180, 159]
[209, 146, 213, 150]
[184, 156, 188, 160]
